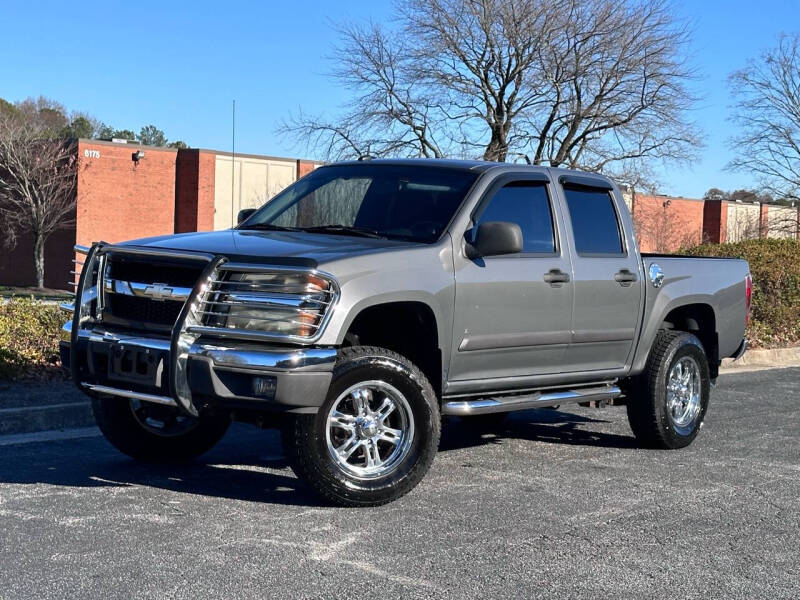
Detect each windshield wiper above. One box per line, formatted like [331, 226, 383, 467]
[300, 225, 387, 239]
[238, 223, 302, 232]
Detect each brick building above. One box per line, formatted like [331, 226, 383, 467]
[627, 194, 706, 252]
[626, 193, 800, 252]
[0, 139, 317, 289]
[1, 142, 799, 289]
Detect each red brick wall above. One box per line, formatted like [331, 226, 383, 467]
[175, 149, 200, 233]
[632, 195, 705, 253]
[174, 149, 216, 233]
[0, 220, 76, 290]
[759, 203, 769, 238]
[702, 200, 728, 244]
[0, 143, 323, 288]
[297, 159, 315, 179]
[196, 151, 216, 231]
[76, 140, 177, 247]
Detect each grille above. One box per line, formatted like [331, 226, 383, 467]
[101, 253, 206, 332]
[105, 294, 183, 328]
[106, 254, 203, 287]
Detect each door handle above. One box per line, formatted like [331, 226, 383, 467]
[543, 269, 570, 286]
[614, 269, 638, 286]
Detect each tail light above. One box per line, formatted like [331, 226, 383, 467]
[745, 273, 752, 327]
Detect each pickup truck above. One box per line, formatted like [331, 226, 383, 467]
[62, 159, 751, 506]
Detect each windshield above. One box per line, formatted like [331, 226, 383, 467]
[239, 164, 478, 243]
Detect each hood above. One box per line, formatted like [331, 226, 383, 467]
[117, 229, 418, 268]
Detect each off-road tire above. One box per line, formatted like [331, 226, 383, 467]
[92, 395, 230, 462]
[282, 346, 440, 507]
[627, 330, 711, 449]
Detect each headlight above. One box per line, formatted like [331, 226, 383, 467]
[205, 270, 337, 339]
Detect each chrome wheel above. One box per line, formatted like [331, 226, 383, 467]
[129, 400, 199, 437]
[666, 356, 702, 433]
[325, 380, 415, 479]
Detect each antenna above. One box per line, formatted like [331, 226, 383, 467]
[231, 99, 236, 227]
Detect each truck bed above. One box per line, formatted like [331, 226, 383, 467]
[635, 254, 750, 371]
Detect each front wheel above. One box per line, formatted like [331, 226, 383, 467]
[92, 396, 231, 462]
[282, 346, 440, 506]
[627, 330, 711, 449]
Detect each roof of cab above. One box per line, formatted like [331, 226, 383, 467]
[326, 157, 508, 173]
[321, 157, 616, 188]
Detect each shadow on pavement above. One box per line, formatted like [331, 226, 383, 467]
[440, 408, 639, 451]
[0, 425, 325, 508]
[0, 409, 637, 506]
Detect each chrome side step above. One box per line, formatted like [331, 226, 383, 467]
[81, 384, 178, 407]
[441, 384, 621, 416]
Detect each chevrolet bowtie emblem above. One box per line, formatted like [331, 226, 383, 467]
[143, 282, 174, 301]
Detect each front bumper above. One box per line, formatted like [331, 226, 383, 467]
[63, 321, 336, 414]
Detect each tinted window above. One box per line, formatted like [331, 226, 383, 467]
[563, 187, 624, 255]
[242, 165, 478, 243]
[476, 182, 555, 253]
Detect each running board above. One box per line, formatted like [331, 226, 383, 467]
[441, 384, 621, 416]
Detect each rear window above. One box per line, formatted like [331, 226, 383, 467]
[563, 187, 624, 255]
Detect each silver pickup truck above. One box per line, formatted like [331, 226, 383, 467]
[62, 159, 751, 506]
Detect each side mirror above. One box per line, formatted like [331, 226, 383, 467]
[465, 221, 523, 259]
[237, 208, 256, 225]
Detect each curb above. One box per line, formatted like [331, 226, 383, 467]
[0, 401, 95, 436]
[720, 346, 800, 371]
[0, 381, 96, 437]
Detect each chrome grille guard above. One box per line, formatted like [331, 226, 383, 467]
[70, 242, 340, 416]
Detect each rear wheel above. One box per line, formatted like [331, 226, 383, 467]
[282, 346, 440, 506]
[627, 330, 711, 449]
[92, 395, 230, 462]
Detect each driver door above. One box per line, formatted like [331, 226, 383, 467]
[448, 174, 574, 384]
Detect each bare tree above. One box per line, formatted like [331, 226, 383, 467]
[728, 34, 800, 201]
[0, 115, 79, 288]
[280, 22, 446, 160]
[280, 0, 700, 183]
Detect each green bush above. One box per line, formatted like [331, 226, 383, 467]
[684, 239, 800, 348]
[0, 297, 67, 380]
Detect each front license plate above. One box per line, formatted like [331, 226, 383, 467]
[108, 347, 166, 388]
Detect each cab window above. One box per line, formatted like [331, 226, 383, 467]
[476, 182, 556, 254]
[562, 187, 624, 255]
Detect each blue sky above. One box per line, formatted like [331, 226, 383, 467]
[1, 0, 798, 197]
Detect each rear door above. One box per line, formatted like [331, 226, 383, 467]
[556, 175, 644, 372]
[448, 173, 574, 383]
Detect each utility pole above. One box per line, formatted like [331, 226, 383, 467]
[231, 99, 236, 227]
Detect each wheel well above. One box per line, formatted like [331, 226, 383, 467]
[662, 303, 719, 378]
[344, 302, 442, 398]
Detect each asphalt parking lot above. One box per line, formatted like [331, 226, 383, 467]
[0, 367, 797, 599]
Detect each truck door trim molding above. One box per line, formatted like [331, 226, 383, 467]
[572, 328, 636, 343]
[459, 330, 571, 351]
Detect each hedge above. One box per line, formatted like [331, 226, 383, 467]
[683, 238, 800, 349]
[0, 298, 66, 380]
